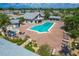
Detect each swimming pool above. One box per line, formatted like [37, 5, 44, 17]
[30, 22, 55, 33]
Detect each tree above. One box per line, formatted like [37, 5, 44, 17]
[44, 10, 50, 20]
[63, 16, 79, 38]
[70, 30, 79, 39]
[8, 7, 15, 10]
[37, 44, 51, 56]
[0, 8, 3, 10]
[19, 17, 25, 24]
[0, 13, 10, 36]
[0, 13, 10, 27]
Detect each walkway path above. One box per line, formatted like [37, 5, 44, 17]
[20, 38, 32, 47]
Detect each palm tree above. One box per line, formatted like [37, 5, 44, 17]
[0, 13, 10, 36]
[0, 13, 10, 27]
[19, 17, 25, 25]
[44, 10, 50, 20]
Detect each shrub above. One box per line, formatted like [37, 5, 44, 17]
[37, 44, 51, 56]
[25, 43, 35, 52]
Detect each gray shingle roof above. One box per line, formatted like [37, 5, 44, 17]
[24, 12, 39, 19]
[10, 19, 20, 24]
[24, 12, 44, 20]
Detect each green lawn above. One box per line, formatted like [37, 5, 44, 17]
[0, 34, 4, 38]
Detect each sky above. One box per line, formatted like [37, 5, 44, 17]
[0, 3, 79, 9]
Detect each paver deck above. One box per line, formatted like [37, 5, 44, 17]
[19, 21, 64, 52]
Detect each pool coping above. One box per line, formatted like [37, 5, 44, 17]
[27, 22, 56, 34]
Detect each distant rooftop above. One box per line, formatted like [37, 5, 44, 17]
[24, 12, 40, 19]
[24, 12, 44, 20]
[49, 16, 61, 19]
[10, 19, 20, 24]
[0, 38, 38, 56]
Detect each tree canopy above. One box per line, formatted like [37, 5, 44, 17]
[44, 10, 50, 20]
[0, 13, 10, 27]
[19, 17, 25, 24]
[63, 16, 79, 38]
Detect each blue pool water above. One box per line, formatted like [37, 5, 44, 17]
[31, 22, 54, 33]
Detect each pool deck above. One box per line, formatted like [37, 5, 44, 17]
[18, 21, 64, 52]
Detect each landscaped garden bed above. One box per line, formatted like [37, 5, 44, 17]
[4, 36, 26, 45]
[25, 42, 35, 52]
[25, 40, 39, 52]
